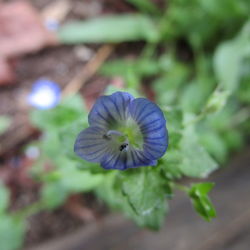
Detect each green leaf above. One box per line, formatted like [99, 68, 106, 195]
[0, 116, 11, 135]
[101, 58, 160, 79]
[126, 0, 161, 15]
[59, 118, 88, 159]
[0, 183, 10, 213]
[214, 21, 250, 92]
[41, 164, 104, 209]
[121, 168, 168, 229]
[190, 182, 214, 196]
[125, 199, 168, 230]
[58, 14, 159, 44]
[162, 0, 249, 46]
[199, 130, 228, 163]
[41, 182, 68, 209]
[54, 157, 103, 190]
[0, 216, 25, 250]
[214, 41, 243, 91]
[155, 108, 183, 180]
[160, 150, 182, 180]
[154, 58, 191, 106]
[189, 182, 216, 221]
[95, 172, 124, 210]
[40, 132, 61, 159]
[180, 79, 215, 113]
[179, 126, 218, 178]
[59, 169, 104, 193]
[96, 171, 168, 230]
[163, 107, 183, 131]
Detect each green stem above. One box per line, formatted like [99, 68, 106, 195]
[183, 112, 206, 127]
[170, 182, 189, 193]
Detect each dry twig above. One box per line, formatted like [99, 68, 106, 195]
[62, 44, 114, 97]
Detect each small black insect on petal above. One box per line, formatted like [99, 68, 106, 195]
[119, 143, 128, 152]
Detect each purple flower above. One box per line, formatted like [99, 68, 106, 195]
[28, 79, 61, 109]
[74, 92, 168, 170]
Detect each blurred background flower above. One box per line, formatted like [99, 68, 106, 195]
[28, 79, 61, 109]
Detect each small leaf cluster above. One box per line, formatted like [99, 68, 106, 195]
[189, 183, 216, 221]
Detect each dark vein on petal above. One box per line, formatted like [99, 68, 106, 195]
[83, 146, 108, 160]
[121, 94, 126, 120]
[144, 148, 156, 159]
[144, 136, 165, 140]
[103, 153, 118, 167]
[144, 144, 163, 154]
[144, 141, 165, 146]
[95, 110, 107, 122]
[136, 102, 152, 121]
[137, 111, 156, 126]
[77, 142, 106, 149]
[140, 118, 161, 129]
[134, 150, 148, 165]
[101, 100, 116, 123]
[122, 153, 127, 170]
[112, 154, 121, 169]
[110, 98, 122, 120]
[142, 124, 165, 134]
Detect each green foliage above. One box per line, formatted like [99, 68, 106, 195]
[214, 21, 250, 92]
[96, 169, 169, 230]
[30, 94, 87, 130]
[126, 0, 161, 15]
[58, 14, 159, 44]
[122, 168, 168, 229]
[161, 0, 249, 48]
[29, 95, 106, 210]
[179, 126, 218, 178]
[41, 167, 104, 209]
[0, 183, 25, 250]
[0, 216, 25, 250]
[199, 130, 228, 163]
[33, 3, 250, 230]
[189, 183, 216, 221]
[41, 182, 68, 209]
[101, 57, 161, 80]
[3, 2, 249, 248]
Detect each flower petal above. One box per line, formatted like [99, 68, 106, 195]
[88, 92, 134, 128]
[74, 126, 110, 162]
[109, 91, 134, 120]
[100, 147, 157, 170]
[129, 98, 168, 159]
